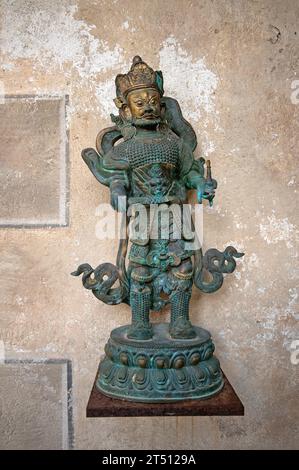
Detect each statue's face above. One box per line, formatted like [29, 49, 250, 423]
[126, 88, 161, 127]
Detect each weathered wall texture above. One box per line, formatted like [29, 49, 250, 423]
[0, 361, 71, 449]
[0, 0, 298, 449]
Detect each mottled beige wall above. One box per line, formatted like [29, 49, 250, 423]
[0, 0, 298, 449]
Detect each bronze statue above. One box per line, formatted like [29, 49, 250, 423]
[73, 56, 243, 402]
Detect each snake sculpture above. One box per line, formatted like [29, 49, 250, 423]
[194, 246, 244, 294]
[71, 235, 130, 305]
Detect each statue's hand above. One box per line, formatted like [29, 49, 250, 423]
[196, 181, 205, 204]
[110, 181, 127, 212]
[196, 178, 217, 206]
[202, 178, 217, 206]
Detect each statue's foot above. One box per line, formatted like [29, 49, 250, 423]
[127, 322, 153, 340]
[169, 317, 197, 339]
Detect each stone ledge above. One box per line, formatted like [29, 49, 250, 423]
[86, 369, 244, 417]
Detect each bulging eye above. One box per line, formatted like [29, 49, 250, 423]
[136, 102, 143, 107]
[150, 99, 156, 105]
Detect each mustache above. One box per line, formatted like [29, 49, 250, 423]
[140, 111, 160, 118]
[131, 116, 161, 128]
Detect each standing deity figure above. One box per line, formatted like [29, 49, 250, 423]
[73, 56, 243, 402]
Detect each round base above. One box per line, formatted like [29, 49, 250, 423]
[96, 323, 224, 403]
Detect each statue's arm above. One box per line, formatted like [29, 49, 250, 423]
[180, 142, 217, 205]
[81, 147, 129, 212]
[109, 179, 128, 212]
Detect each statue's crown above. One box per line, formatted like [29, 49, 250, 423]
[115, 56, 164, 100]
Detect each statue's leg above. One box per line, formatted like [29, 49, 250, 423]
[169, 259, 196, 339]
[127, 267, 153, 340]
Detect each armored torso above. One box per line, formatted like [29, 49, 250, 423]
[120, 132, 179, 168]
[111, 129, 186, 204]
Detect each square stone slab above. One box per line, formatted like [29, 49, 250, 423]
[0, 360, 72, 449]
[0, 95, 68, 227]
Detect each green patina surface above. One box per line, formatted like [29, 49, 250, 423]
[97, 323, 223, 402]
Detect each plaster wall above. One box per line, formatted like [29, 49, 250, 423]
[0, 0, 298, 449]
